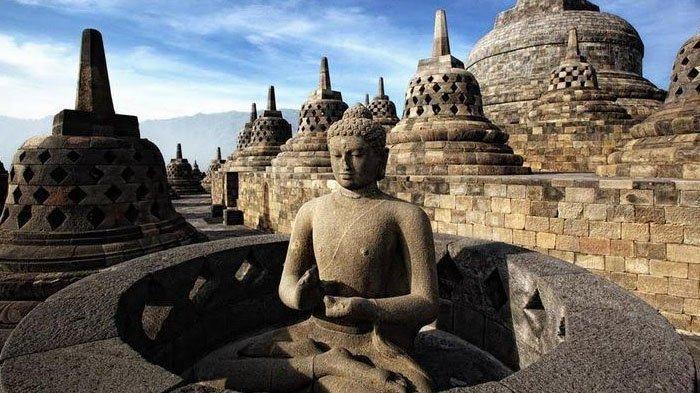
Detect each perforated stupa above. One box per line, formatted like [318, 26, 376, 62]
[368, 77, 400, 129]
[167, 143, 205, 195]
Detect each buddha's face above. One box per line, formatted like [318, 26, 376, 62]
[328, 135, 387, 190]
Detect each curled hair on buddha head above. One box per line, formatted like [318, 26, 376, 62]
[327, 103, 386, 153]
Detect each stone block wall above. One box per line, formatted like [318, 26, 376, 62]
[237, 170, 700, 332]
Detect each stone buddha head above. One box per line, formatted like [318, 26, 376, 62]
[326, 104, 387, 190]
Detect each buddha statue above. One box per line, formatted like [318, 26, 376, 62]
[192, 104, 438, 392]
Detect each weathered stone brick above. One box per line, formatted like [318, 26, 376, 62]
[620, 189, 654, 205]
[512, 229, 537, 247]
[686, 226, 700, 246]
[656, 294, 685, 313]
[484, 184, 507, 197]
[579, 237, 610, 255]
[491, 197, 511, 213]
[610, 272, 637, 290]
[536, 232, 556, 249]
[605, 256, 626, 272]
[684, 298, 700, 316]
[565, 187, 596, 203]
[650, 224, 685, 243]
[525, 216, 549, 232]
[607, 205, 635, 222]
[504, 213, 525, 229]
[563, 219, 589, 236]
[576, 254, 605, 270]
[669, 278, 700, 298]
[435, 208, 451, 223]
[668, 244, 700, 264]
[666, 207, 700, 225]
[506, 184, 527, 199]
[660, 311, 691, 330]
[625, 258, 649, 274]
[558, 202, 583, 219]
[634, 206, 665, 224]
[510, 199, 530, 214]
[530, 201, 558, 217]
[549, 218, 564, 234]
[635, 242, 666, 259]
[583, 203, 607, 220]
[649, 260, 688, 279]
[680, 191, 700, 207]
[589, 221, 621, 239]
[556, 235, 579, 252]
[549, 249, 575, 263]
[492, 227, 513, 243]
[621, 222, 649, 241]
[610, 239, 635, 257]
[637, 275, 669, 294]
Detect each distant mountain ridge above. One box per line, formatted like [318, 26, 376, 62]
[0, 110, 300, 171]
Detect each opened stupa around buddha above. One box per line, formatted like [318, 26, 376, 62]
[368, 77, 400, 130]
[386, 9, 530, 176]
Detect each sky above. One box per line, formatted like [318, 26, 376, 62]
[0, 0, 698, 120]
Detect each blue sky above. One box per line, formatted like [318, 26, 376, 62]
[0, 0, 698, 120]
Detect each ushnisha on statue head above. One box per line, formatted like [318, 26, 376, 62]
[326, 103, 388, 190]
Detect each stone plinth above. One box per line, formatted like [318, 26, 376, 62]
[270, 57, 348, 174]
[510, 29, 635, 172]
[387, 10, 530, 176]
[166, 144, 205, 195]
[467, 0, 665, 125]
[599, 34, 700, 179]
[0, 29, 201, 340]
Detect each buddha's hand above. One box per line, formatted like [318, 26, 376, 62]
[296, 265, 323, 310]
[323, 296, 378, 321]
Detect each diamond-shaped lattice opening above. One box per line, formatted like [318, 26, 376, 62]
[121, 167, 135, 182]
[50, 167, 68, 184]
[68, 187, 87, 204]
[441, 93, 450, 102]
[124, 204, 139, 224]
[431, 105, 441, 115]
[681, 57, 689, 66]
[146, 167, 156, 179]
[484, 269, 508, 310]
[676, 87, 684, 96]
[688, 68, 699, 79]
[104, 151, 117, 164]
[46, 208, 66, 230]
[442, 74, 449, 82]
[67, 150, 81, 163]
[105, 185, 122, 202]
[22, 167, 34, 182]
[416, 106, 424, 116]
[449, 105, 459, 115]
[136, 184, 149, 201]
[86, 207, 105, 228]
[525, 290, 544, 310]
[150, 201, 161, 219]
[425, 95, 432, 104]
[89, 167, 104, 182]
[12, 187, 22, 204]
[17, 205, 31, 229]
[33, 187, 49, 204]
[431, 84, 441, 93]
[18, 151, 26, 163]
[38, 150, 51, 164]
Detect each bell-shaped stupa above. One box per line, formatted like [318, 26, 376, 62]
[467, 0, 665, 125]
[599, 33, 700, 179]
[368, 77, 400, 130]
[271, 57, 348, 173]
[520, 29, 633, 172]
[201, 147, 224, 192]
[229, 86, 292, 170]
[192, 161, 204, 181]
[0, 28, 200, 280]
[166, 143, 205, 194]
[234, 103, 258, 157]
[387, 10, 530, 176]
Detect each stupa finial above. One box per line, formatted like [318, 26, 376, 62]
[267, 86, 276, 111]
[176, 143, 183, 160]
[216, 147, 221, 161]
[378, 77, 385, 97]
[432, 9, 451, 57]
[364, 94, 370, 106]
[250, 103, 258, 122]
[75, 28, 115, 118]
[319, 57, 331, 90]
[565, 28, 580, 61]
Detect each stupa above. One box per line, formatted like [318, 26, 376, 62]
[227, 103, 257, 162]
[167, 144, 205, 194]
[192, 161, 204, 181]
[387, 10, 530, 176]
[599, 33, 700, 179]
[271, 57, 348, 173]
[516, 29, 634, 172]
[201, 147, 224, 193]
[228, 86, 292, 171]
[467, 0, 665, 125]
[368, 77, 400, 130]
[0, 29, 201, 337]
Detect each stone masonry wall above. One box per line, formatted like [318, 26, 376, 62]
[238, 171, 700, 332]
